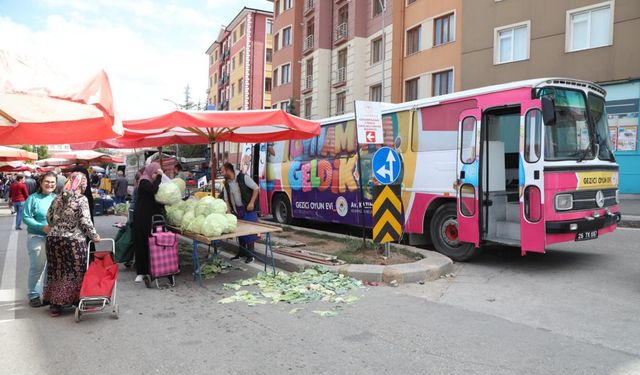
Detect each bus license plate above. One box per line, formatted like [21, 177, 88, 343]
[576, 230, 598, 241]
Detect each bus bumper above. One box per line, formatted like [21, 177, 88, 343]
[545, 212, 621, 234]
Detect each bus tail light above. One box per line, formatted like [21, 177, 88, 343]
[555, 194, 573, 211]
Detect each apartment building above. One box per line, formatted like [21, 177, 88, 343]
[269, 0, 303, 115]
[391, 0, 462, 103]
[269, 0, 393, 119]
[461, 0, 640, 192]
[206, 7, 273, 111]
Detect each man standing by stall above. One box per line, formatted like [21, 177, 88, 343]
[221, 162, 259, 264]
[112, 170, 128, 204]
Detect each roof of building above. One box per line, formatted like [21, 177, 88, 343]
[205, 7, 273, 55]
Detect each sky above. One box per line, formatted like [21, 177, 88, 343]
[0, 0, 272, 119]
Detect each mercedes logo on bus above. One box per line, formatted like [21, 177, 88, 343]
[595, 190, 605, 208]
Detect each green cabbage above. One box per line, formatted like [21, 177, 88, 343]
[211, 199, 227, 214]
[224, 213, 238, 233]
[195, 196, 227, 216]
[172, 178, 186, 195]
[155, 182, 182, 205]
[181, 209, 196, 232]
[167, 208, 184, 227]
[186, 215, 205, 234]
[202, 213, 227, 237]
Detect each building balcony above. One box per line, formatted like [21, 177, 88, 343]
[333, 67, 346, 88]
[302, 75, 313, 93]
[335, 23, 347, 43]
[304, 0, 314, 14]
[303, 35, 314, 54]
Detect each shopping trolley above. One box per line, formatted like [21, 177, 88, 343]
[75, 239, 119, 322]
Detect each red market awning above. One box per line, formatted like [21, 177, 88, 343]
[0, 146, 37, 162]
[0, 50, 122, 145]
[71, 109, 320, 149]
[52, 150, 124, 164]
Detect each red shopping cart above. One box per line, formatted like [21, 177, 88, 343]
[75, 239, 119, 322]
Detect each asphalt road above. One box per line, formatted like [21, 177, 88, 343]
[1, 210, 639, 374]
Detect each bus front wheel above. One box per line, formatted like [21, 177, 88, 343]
[272, 195, 292, 224]
[430, 203, 479, 262]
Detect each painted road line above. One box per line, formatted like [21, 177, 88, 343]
[0, 230, 19, 323]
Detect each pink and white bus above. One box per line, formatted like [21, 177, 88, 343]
[257, 78, 620, 260]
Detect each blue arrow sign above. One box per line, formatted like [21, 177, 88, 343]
[372, 147, 401, 185]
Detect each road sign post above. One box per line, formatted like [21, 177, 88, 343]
[372, 184, 403, 244]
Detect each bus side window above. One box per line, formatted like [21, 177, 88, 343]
[525, 109, 542, 163]
[460, 116, 477, 164]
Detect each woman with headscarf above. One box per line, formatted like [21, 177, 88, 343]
[132, 162, 165, 283]
[44, 172, 101, 317]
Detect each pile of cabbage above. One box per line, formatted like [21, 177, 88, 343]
[165, 195, 237, 237]
[154, 178, 186, 205]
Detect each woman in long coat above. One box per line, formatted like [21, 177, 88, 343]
[44, 172, 100, 317]
[133, 162, 165, 282]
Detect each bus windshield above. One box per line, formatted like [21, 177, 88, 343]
[540, 88, 594, 161]
[588, 93, 615, 161]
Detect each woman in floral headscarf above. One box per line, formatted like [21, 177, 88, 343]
[44, 172, 101, 317]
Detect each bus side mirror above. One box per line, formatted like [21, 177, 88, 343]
[541, 97, 556, 125]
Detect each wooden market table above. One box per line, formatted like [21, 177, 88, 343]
[168, 220, 282, 285]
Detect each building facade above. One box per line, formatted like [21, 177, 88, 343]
[269, 0, 394, 119]
[391, 0, 462, 103]
[461, 0, 640, 192]
[206, 7, 273, 111]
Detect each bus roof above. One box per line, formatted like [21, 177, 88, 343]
[319, 77, 605, 125]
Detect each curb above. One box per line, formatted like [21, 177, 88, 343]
[262, 222, 453, 284]
[619, 215, 640, 229]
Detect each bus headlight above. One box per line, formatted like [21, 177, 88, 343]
[555, 194, 573, 211]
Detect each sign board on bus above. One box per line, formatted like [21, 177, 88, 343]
[355, 100, 383, 144]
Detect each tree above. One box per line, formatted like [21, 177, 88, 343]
[286, 98, 297, 116]
[20, 145, 48, 159]
[183, 84, 195, 110]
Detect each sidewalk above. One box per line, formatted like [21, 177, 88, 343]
[0, 201, 13, 217]
[619, 194, 640, 228]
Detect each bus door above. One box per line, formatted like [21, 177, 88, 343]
[456, 108, 482, 247]
[256, 143, 270, 216]
[520, 100, 545, 253]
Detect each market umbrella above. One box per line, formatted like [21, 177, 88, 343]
[35, 157, 73, 167]
[0, 146, 37, 162]
[0, 162, 41, 172]
[70, 109, 320, 194]
[0, 49, 122, 145]
[52, 150, 123, 164]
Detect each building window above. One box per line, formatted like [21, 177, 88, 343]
[405, 77, 419, 101]
[265, 77, 272, 92]
[336, 92, 346, 115]
[495, 21, 530, 64]
[266, 19, 273, 34]
[209, 54, 214, 65]
[231, 56, 236, 70]
[373, 0, 385, 16]
[432, 69, 453, 96]
[266, 48, 272, 63]
[238, 50, 244, 65]
[407, 0, 416, 4]
[282, 26, 292, 47]
[304, 97, 312, 119]
[281, 63, 291, 85]
[567, 2, 613, 52]
[305, 58, 313, 90]
[283, 0, 292, 10]
[231, 83, 235, 96]
[406, 25, 421, 55]
[273, 69, 278, 87]
[369, 84, 382, 102]
[274, 33, 279, 51]
[240, 22, 245, 37]
[371, 37, 383, 64]
[238, 79, 243, 95]
[274, 0, 279, 16]
[434, 13, 454, 46]
[336, 48, 347, 82]
[281, 101, 290, 112]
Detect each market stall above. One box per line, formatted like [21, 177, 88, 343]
[0, 146, 37, 162]
[168, 220, 282, 285]
[0, 49, 121, 145]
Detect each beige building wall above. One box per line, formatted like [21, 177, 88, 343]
[364, 25, 393, 102]
[461, 0, 640, 89]
[391, 0, 462, 103]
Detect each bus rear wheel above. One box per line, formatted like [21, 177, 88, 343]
[430, 203, 479, 262]
[272, 195, 292, 224]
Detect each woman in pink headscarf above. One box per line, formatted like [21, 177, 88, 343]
[44, 172, 101, 317]
[132, 162, 165, 283]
